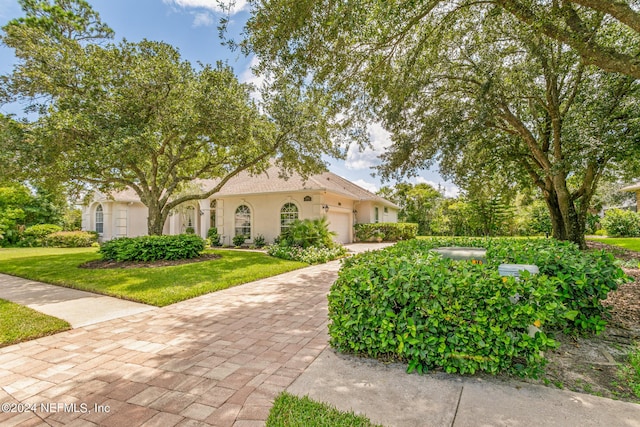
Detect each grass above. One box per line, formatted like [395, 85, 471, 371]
[266, 392, 381, 427]
[586, 237, 640, 252]
[0, 299, 70, 347]
[617, 342, 640, 400]
[0, 247, 307, 306]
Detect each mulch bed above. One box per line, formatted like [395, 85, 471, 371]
[79, 253, 221, 269]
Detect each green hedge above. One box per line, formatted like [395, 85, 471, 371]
[99, 234, 205, 262]
[601, 208, 640, 237]
[19, 224, 63, 247]
[328, 237, 628, 377]
[354, 223, 418, 242]
[43, 231, 97, 248]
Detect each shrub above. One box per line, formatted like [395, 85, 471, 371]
[232, 234, 246, 247]
[329, 237, 629, 376]
[385, 237, 628, 334]
[267, 244, 347, 264]
[185, 226, 195, 234]
[329, 248, 560, 377]
[354, 223, 418, 242]
[279, 217, 336, 249]
[594, 229, 607, 236]
[601, 209, 640, 237]
[20, 224, 63, 246]
[43, 231, 98, 248]
[99, 234, 205, 261]
[254, 234, 267, 248]
[207, 227, 221, 246]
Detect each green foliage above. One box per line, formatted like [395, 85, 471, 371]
[354, 223, 417, 242]
[601, 209, 640, 237]
[524, 201, 553, 235]
[329, 237, 628, 375]
[232, 235, 246, 247]
[254, 234, 267, 248]
[185, 227, 195, 234]
[43, 231, 97, 248]
[266, 392, 381, 427]
[99, 234, 205, 262]
[617, 342, 640, 399]
[267, 244, 347, 265]
[594, 230, 607, 236]
[329, 245, 560, 377]
[279, 217, 336, 249]
[20, 223, 62, 246]
[378, 183, 442, 235]
[207, 227, 221, 246]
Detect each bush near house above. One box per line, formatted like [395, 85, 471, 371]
[328, 237, 628, 377]
[268, 217, 347, 264]
[207, 227, 221, 246]
[354, 223, 418, 241]
[99, 234, 205, 262]
[601, 208, 640, 237]
[20, 224, 63, 246]
[43, 231, 97, 248]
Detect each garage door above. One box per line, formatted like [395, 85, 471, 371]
[327, 212, 351, 244]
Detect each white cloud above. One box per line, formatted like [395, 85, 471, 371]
[345, 122, 392, 170]
[192, 12, 214, 27]
[163, 0, 248, 14]
[352, 179, 378, 193]
[239, 56, 264, 87]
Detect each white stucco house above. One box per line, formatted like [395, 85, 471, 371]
[82, 166, 399, 244]
[621, 182, 640, 213]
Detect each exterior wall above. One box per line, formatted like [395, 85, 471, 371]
[82, 201, 147, 241]
[355, 201, 398, 224]
[211, 193, 321, 245]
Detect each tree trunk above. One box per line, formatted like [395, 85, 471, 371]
[544, 188, 587, 249]
[146, 200, 167, 236]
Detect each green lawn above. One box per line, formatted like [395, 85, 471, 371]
[586, 237, 640, 252]
[266, 392, 381, 427]
[0, 299, 70, 347]
[0, 248, 307, 306]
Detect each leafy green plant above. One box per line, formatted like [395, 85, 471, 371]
[354, 223, 418, 241]
[254, 234, 267, 248]
[267, 244, 347, 264]
[330, 247, 560, 377]
[232, 234, 246, 247]
[601, 209, 640, 237]
[185, 226, 195, 234]
[99, 234, 205, 261]
[20, 224, 63, 246]
[207, 227, 221, 246]
[43, 231, 97, 248]
[279, 217, 336, 249]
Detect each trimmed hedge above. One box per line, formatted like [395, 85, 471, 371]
[328, 237, 629, 377]
[99, 234, 205, 262]
[43, 231, 97, 248]
[354, 223, 417, 242]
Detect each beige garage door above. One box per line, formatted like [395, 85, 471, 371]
[327, 212, 351, 244]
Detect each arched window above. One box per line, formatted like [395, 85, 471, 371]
[235, 205, 251, 237]
[280, 203, 299, 233]
[185, 206, 195, 228]
[210, 200, 216, 228]
[95, 205, 104, 234]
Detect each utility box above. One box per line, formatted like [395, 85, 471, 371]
[498, 264, 539, 279]
[432, 247, 487, 264]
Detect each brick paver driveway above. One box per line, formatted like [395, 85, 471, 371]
[0, 261, 340, 427]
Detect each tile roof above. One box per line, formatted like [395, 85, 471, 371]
[96, 165, 399, 208]
[621, 182, 640, 192]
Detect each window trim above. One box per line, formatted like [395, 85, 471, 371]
[280, 202, 299, 234]
[95, 204, 104, 234]
[234, 204, 251, 238]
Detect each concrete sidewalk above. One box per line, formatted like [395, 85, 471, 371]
[0, 273, 155, 327]
[288, 346, 640, 427]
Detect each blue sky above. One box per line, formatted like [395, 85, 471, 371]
[0, 0, 458, 196]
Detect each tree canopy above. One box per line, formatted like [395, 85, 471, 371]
[242, 0, 640, 248]
[1, 0, 346, 235]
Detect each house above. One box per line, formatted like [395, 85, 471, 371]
[621, 182, 640, 212]
[81, 166, 399, 244]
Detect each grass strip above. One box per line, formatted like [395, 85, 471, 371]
[0, 299, 70, 347]
[266, 392, 382, 427]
